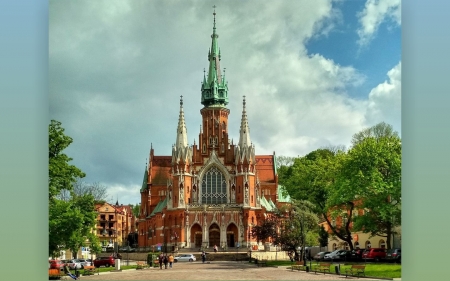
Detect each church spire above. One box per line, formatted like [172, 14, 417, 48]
[175, 95, 188, 148]
[235, 96, 255, 165]
[238, 96, 251, 147]
[201, 6, 228, 107]
[172, 95, 192, 165]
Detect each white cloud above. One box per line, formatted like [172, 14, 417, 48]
[357, 0, 401, 45]
[364, 61, 401, 132]
[49, 1, 400, 205]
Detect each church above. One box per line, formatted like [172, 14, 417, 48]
[137, 11, 289, 251]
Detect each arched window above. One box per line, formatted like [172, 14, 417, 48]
[333, 243, 337, 250]
[201, 166, 227, 204]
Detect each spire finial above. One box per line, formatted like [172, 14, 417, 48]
[180, 95, 183, 107]
[243, 95, 246, 110]
[213, 5, 216, 28]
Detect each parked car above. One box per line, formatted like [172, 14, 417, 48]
[336, 250, 352, 261]
[313, 251, 330, 261]
[67, 259, 83, 269]
[49, 259, 64, 270]
[350, 249, 364, 260]
[385, 248, 401, 263]
[362, 248, 386, 262]
[174, 254, 196, 262]
[324, 250, 346, 261]
[94, 256, 115, 268]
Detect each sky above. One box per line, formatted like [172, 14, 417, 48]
[49, 0, 401, 206]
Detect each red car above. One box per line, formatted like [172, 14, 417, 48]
[362, 248, 386, 262]
[93, 256, 115, 268]
[49, 259, 64, 270]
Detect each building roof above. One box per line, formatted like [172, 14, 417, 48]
[147, 197, 167, 218]
[277, 185, 291, 203]
[260, 196, 274, 212]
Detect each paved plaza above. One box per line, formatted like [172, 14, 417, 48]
[74, 261, 381, 280]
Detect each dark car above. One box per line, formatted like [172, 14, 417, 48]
[362, 248, 386, 262]
[350, 249, 364, 260]
[336, 250, 352, 261]
[93, 256, 115, 268]
[385, 248, 401, 263]
[313, 251, 330, 261]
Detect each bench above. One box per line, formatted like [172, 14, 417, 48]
[256, 259, 268, 267]
[314, 263, 331, 274]
[345, 264, 366, 278]
[136, 261, 149, 269]
[291, 261, 307, 271]
[48, 269, 64, 279]
[83, 265, 99, 276]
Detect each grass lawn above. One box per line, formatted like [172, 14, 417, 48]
[266, 260, 401, 279]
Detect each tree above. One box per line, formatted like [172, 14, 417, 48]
[318, 225, 329, 249]
[274, 200, 319, 261]
[48, 120, 100, 257]
[250, 218, 279, 244]
[49, 120, 85, 200]
[351, 121, 399, 146]
[340, 123, 401, 249]
[73, 179, 109, 202]
[279, 148, 355, 249]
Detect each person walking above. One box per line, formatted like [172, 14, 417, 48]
[201, 251, 206, 263]
[158, 253, 164, 270]
[214, 245, 218, 253]
[163, 254, 169, 269]
[168, 253, 174, 268]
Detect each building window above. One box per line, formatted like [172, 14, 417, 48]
[203, 143, 206, 153]
[201, 166, 227, 204]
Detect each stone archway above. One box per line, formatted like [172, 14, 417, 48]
[190, 224, 202, 248]
[209, 223, 220, 248]
[226, 223, 238, 247]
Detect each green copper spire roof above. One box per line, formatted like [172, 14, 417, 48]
[201, 7, 228, 107]
[140, 164, 148, 192]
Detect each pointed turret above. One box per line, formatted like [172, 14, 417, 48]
[201, 7, 228, 107]
[238, 96, 251, 147]
[235, 96, 255, 165]
[172, 96, 193, 165]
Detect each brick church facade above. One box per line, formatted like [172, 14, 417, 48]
[137, 12, 285, 251]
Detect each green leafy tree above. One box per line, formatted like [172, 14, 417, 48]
[49, 120, 100, 257]
[49, 120, 85, 199]
[340, 123, 401, 249]
[279, 148, 354, 249]
[318, 225, 329, 249]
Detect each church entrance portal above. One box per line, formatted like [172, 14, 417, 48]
[209, 224, 220, 247]
[226, 223, 238, 247]
[191, 224, 202, 248]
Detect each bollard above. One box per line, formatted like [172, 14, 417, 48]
[306, 266, 309, 272]
[115, 259, 121, 271]
[335, 265, 340, 275]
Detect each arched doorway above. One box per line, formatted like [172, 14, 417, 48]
[209, 224, 220, 248]
[379, 239, 386, 249]
[365, 240, 371, 249]
[226, 223, 238, 247]
[190, 224, 202, 248]
[354, 241, 360, 249]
